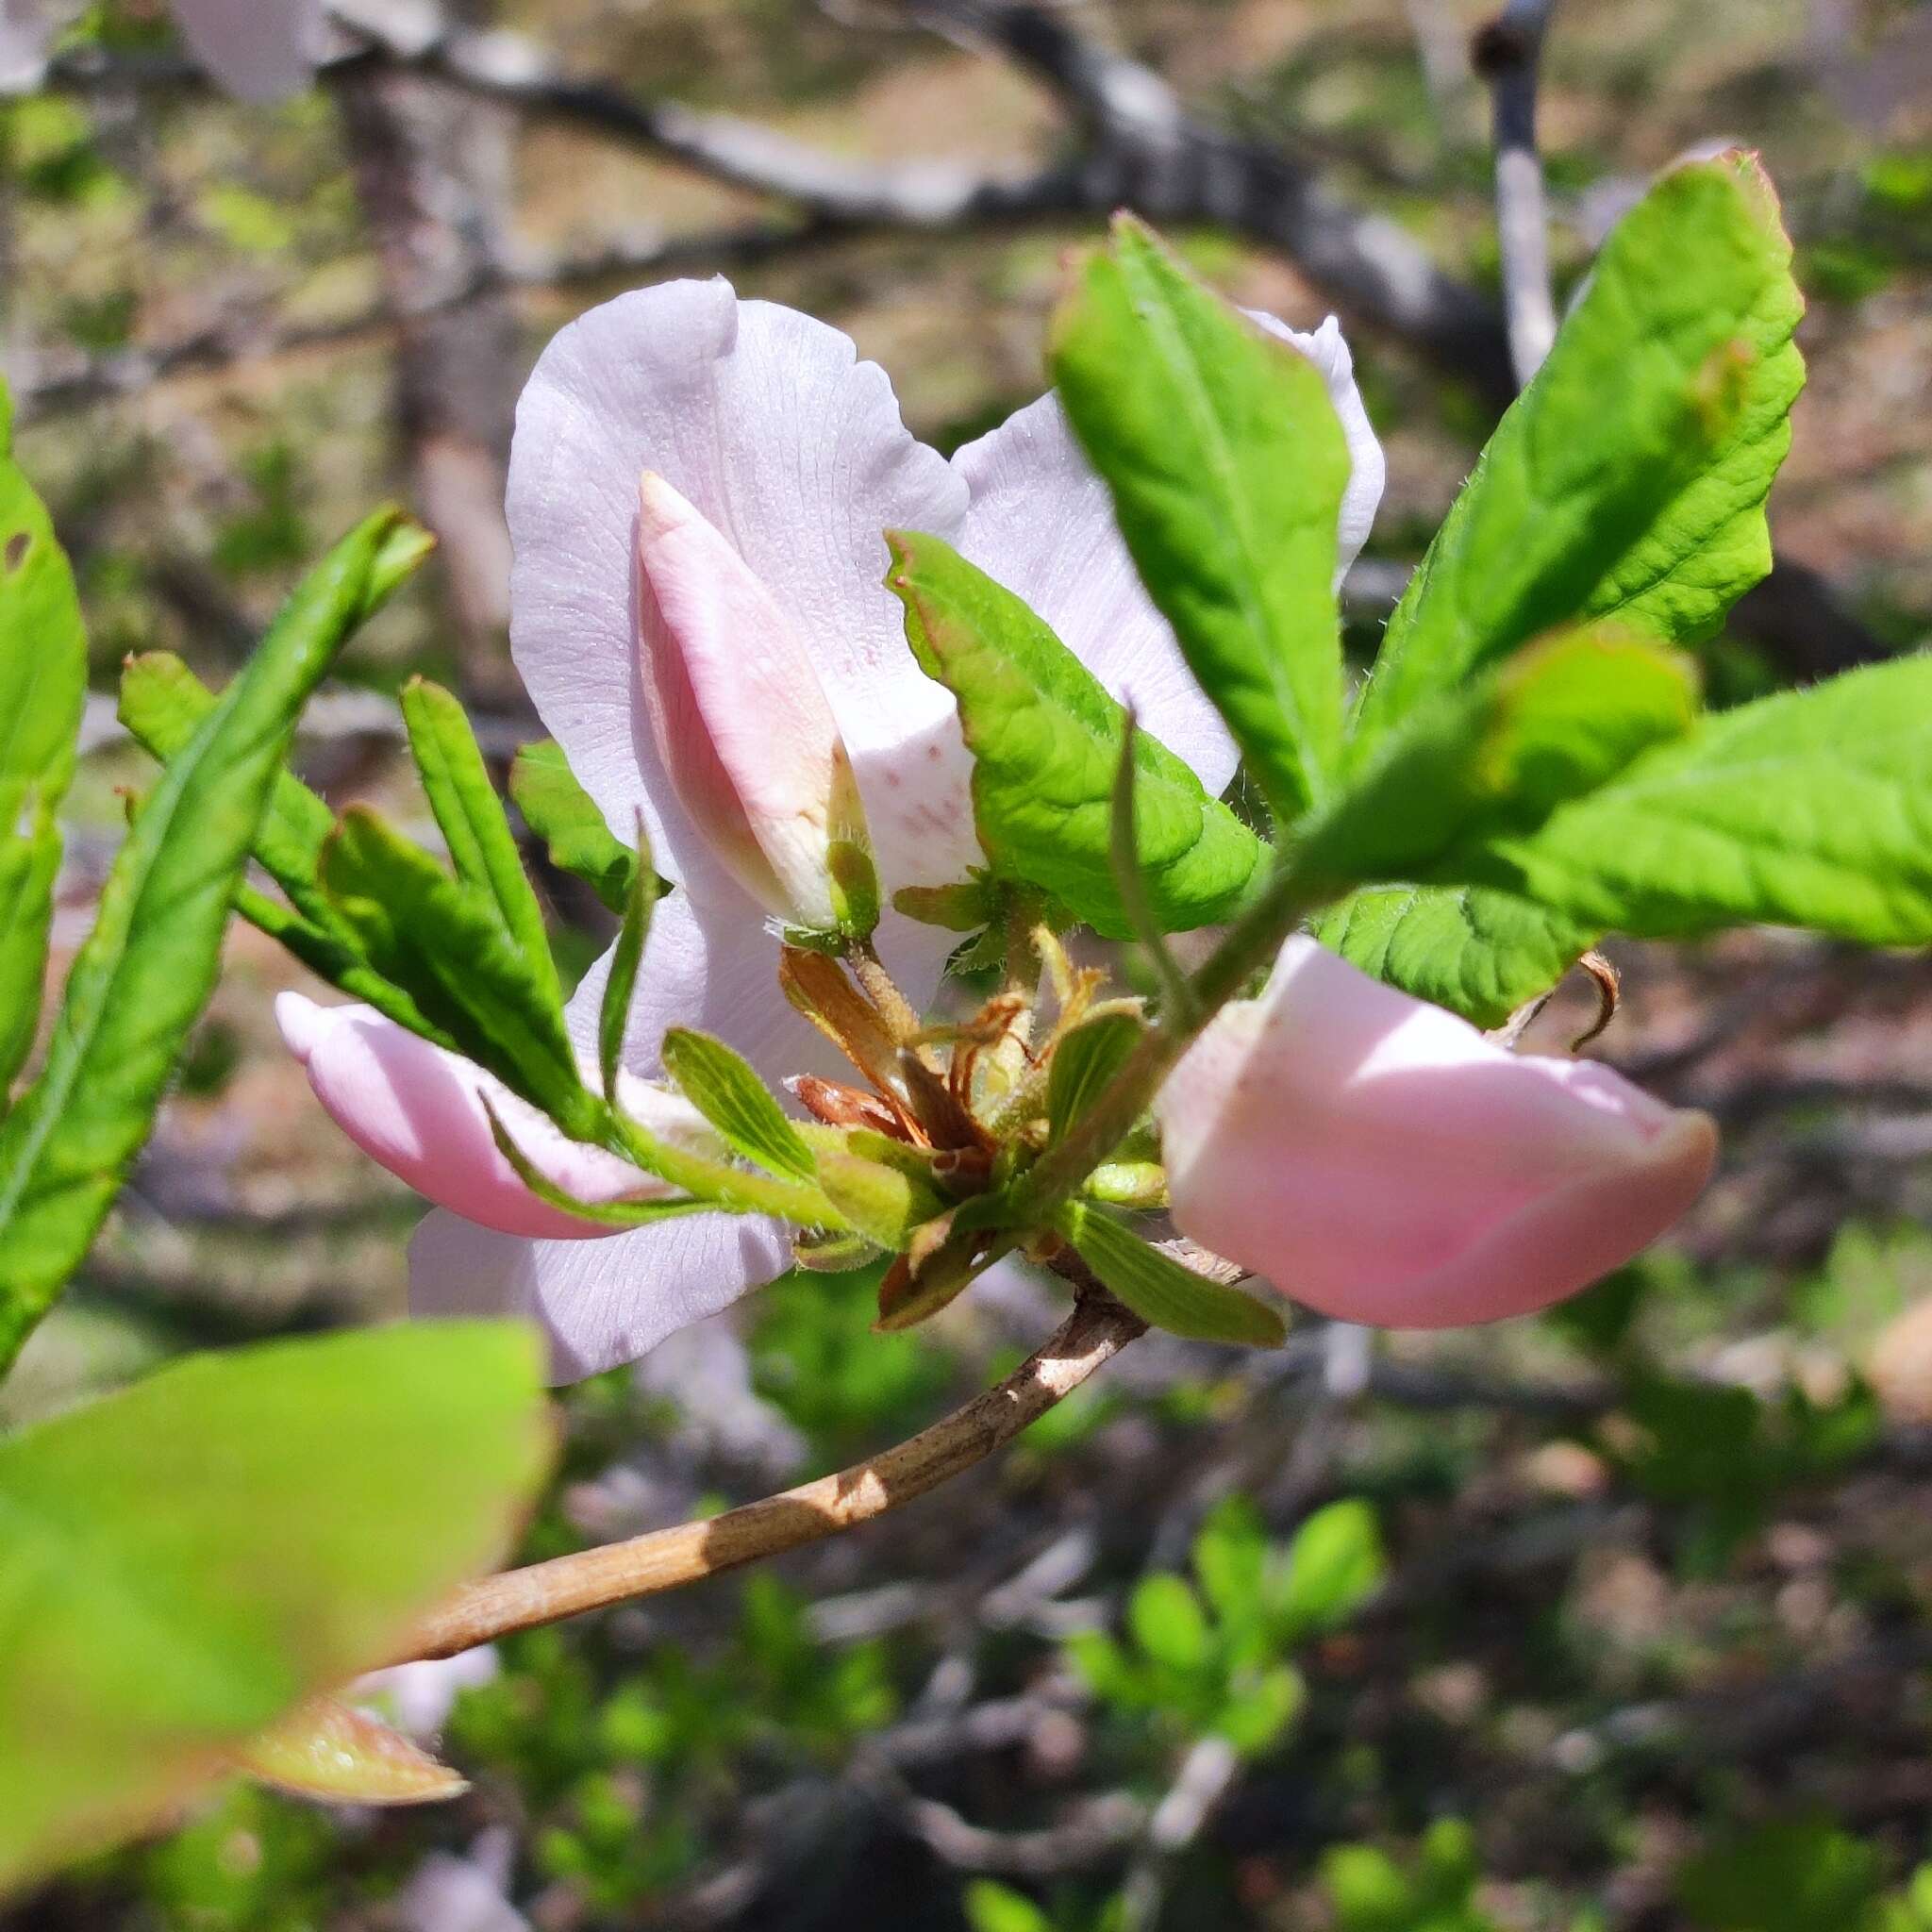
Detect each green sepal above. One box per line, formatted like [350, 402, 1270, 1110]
[599, 817, 658, 1101]
[1046, 1011, 1145, 1147]
[1056, 1200, 1286, 1347]
[659, 1026, 818, 1185]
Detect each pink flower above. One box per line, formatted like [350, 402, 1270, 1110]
[275, 991, 717, 1241]
[0, 0, 323, 100]
[287, 276, 1383, 1377]
[1155, 938, 1718, 1327]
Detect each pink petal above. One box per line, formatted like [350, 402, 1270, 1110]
[275, 991, 704, 1241]
[954, 393, 1239, 797]
[1156, 938, 1717, 1327]
[408, 1208, 794, 1384]
[633, 472, 866, 929]
[507, 280, 973, 905]
[170, 0, 322, 100]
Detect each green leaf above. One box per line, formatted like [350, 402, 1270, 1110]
[1274, 1498, 1384, 1643]
[1216, 1662, 1304, 1757]
[1191, 1495, 1267, 1627]
[1468, 654, 1932, 944]
[962, 1880, 1056, 1932]
[886, 529, 1263, 937]
[319, 806, 598, 1139]
[660, 1027, 818, 1185]
[0, 1321, 549, 1890]
[1128, 1571, 1212, 1674]
[118, 651, 444, 1040]
[1675, 1821, 1886, 1932]
[508, 739, 637, 916]
[1056, 1200, 1287, 1346]
[400, 677, 558, 1008]
[600, 818, 657, 1101]
[1050, 213, 1353, 823]
[119, 652, 336, 905]
[0, 386, 88, 1100]
[1354, 154, 1804, 746]
[0, 509, 423, 1372]
[236, 1698, 467, 1807]
[1312, 884, 1594, 1027]
[1047, 1011, 1144, 1146]
[1303, 627, 1699, 889]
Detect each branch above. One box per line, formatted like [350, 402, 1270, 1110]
[396, 1290, 1146, 1661]
[1474, 0, 1560, 388]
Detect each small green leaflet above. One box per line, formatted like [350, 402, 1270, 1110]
[118, 650, 443, 1040]
[0, 384, 88, 1102]
[0, 1322, 548, 1889]
[1467, 651, 1932, 944]
[886, 530, 1263, 937]
[660, 1027, 818, 1184]
[1312, 886, 1594, 1029]
[119, 651, 338, 905]
[1056, 1200, 1286, 1346]
[319, 806, 598, 1139]
[401, 677, 558, 1008]
[1049, 215, 1353, 826]
[509, 739, 638, 915]
[0, 509, 424, 1370]
[1047, 1011, 1145, 1146]
[1353, 154, 1805, 746]
[1303, 627, 1699, 890]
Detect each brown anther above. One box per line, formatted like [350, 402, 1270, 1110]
[899, 1048, 991, 1153]
[779, 946, 910, 1100]
[1571, 950, 1622, 1051]
[794, 1074, 921, 1143]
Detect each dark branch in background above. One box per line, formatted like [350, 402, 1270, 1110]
[330, 12, 524, 708]
[1473, 0, 1559, 386]
[20, 0, 1891, 681]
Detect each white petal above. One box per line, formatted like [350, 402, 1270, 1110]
[1248, 312, 1386, 586]
[409, 1208, 792, 1384]
[954, 393, 1239, 795]
[170, 0, 322, 100]
[507, 281, 972, 904]
[563, 886, 841, 1091]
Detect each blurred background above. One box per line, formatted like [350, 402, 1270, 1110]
[4, 0, 1932, 1925]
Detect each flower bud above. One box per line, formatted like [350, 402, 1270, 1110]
[1154, 938, 1717, 1327]
[275, 993, 715, 1241]
[633, 471, 877, 935]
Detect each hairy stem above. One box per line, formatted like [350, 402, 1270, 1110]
[847, 938, 925, 1046]
[394, 1290, 1146, 1660]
